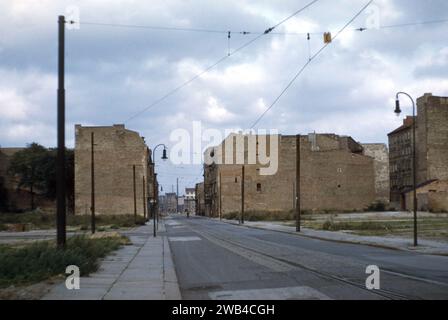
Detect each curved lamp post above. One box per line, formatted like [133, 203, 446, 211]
[151, 144, 168, 237]
[395, 92, 418, 247]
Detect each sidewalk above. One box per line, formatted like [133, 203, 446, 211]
[42, 221, 181, 300]
[214, 218, 448, 256]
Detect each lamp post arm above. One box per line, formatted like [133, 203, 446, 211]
[396, 92, 416, 116]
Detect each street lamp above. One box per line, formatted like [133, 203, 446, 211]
[395, 92, 418, 247]
[151, 144, 168, 237]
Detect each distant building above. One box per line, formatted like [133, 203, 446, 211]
[74, 124, 156, 216]
[178, 195, 185, 213]
[203, 132, 382, 217]
[161, 192, 177, 213]
[184, 187, 196, 214]
[388, 93, 448, 212]
[195, 182, 205, 216]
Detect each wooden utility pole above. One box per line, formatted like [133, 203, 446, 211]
[241, 165, 245, 224]
[133, 165, 137, 223]
[142, 176, 146, 220]
[219, 171, 222, 220]
[176, 177, 179, 213]
[296, 134, 301, 232]
[56, 15, 66, 248]
[91, 132, 95, 234]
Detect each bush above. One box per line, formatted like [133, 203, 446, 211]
[0, 235, 126, 287]
[367, 201, 387, 212]
[223, 210, 296, 221]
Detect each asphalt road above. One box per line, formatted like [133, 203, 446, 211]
[164, 215, 448, 300]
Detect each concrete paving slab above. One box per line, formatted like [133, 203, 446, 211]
[41, 221, 181, 300]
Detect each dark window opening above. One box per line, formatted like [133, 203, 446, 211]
[235, 177, 238, 183]
[257, 183, 262, 192]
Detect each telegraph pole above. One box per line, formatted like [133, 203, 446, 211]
[133, 165, 137, 223]
[296, 134, 301, 232]
[56, 15, 66, 248]
[153, 173, 157, 237]
[241, 165, 245, 224]
[176, 177, 179, 213]
[219, 171, 222, 220]
[91, 132, 95, 234]
[142, 176, 146, 220]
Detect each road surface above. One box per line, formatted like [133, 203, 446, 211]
[164, 215, 448, 300]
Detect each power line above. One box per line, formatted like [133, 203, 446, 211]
[379, 18, 448, 29]
[250, 0, 374, 129]
[123, 0, 322, 123]
[73, 17, 448, 36]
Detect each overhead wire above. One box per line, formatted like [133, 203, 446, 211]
[249, 0, 374, 129]
[120, 0, 322, 122]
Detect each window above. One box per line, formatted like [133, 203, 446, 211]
[235, 177, 238, 183]
[256, 183, 262, 192]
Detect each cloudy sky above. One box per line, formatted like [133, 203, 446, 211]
[1, 0, 447, 193]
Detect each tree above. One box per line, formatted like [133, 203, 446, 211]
[7, 143, 74, 212]
[42, 148, 75, 213]
[8, 143, 48, 210]
[0, 177, 9, 212]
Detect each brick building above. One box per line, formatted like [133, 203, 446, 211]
[195, 182, 205, 216]
[184, 187, 196, 215]
[203, 132, 383, 217]
[74, 124, 156, 216]
[388, 93, 448, 211]
[362, 143, 390, 202]
[388, 116, 415, 206]
[160, 192, 177, 214]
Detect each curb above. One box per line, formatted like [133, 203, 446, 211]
[210, 218, 448, 257]
[161, 220, 182, 300]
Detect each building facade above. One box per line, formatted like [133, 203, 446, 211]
[203, 133, 380, 217]
[388, 116, 415, 206]
[74, 124, 155, 216]
[361, 144, 390, 203]
[195, 182, 205, 216]
[160, 192, 177, 214]
[184, 187, 196, 214]
[388, 93, 448, 211]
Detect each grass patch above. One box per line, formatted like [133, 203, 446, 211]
[0, 211, 146, 231]
[322, 220, 392, 232]
[0, 234, 128, 288]
[222, 210, 315, 222]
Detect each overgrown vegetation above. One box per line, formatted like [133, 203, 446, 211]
[0, 211, 146, 231]
[319, 217, 448, 240]
[0, 234, 128, 288]
[322, 220, 392, 231]
[366, 201, 387, 212]
[5, 143, 74, 212]
[0, 177, 9, 212]
[223, 210, 314, 222]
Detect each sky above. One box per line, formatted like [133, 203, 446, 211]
[1, 0, 447, 194]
